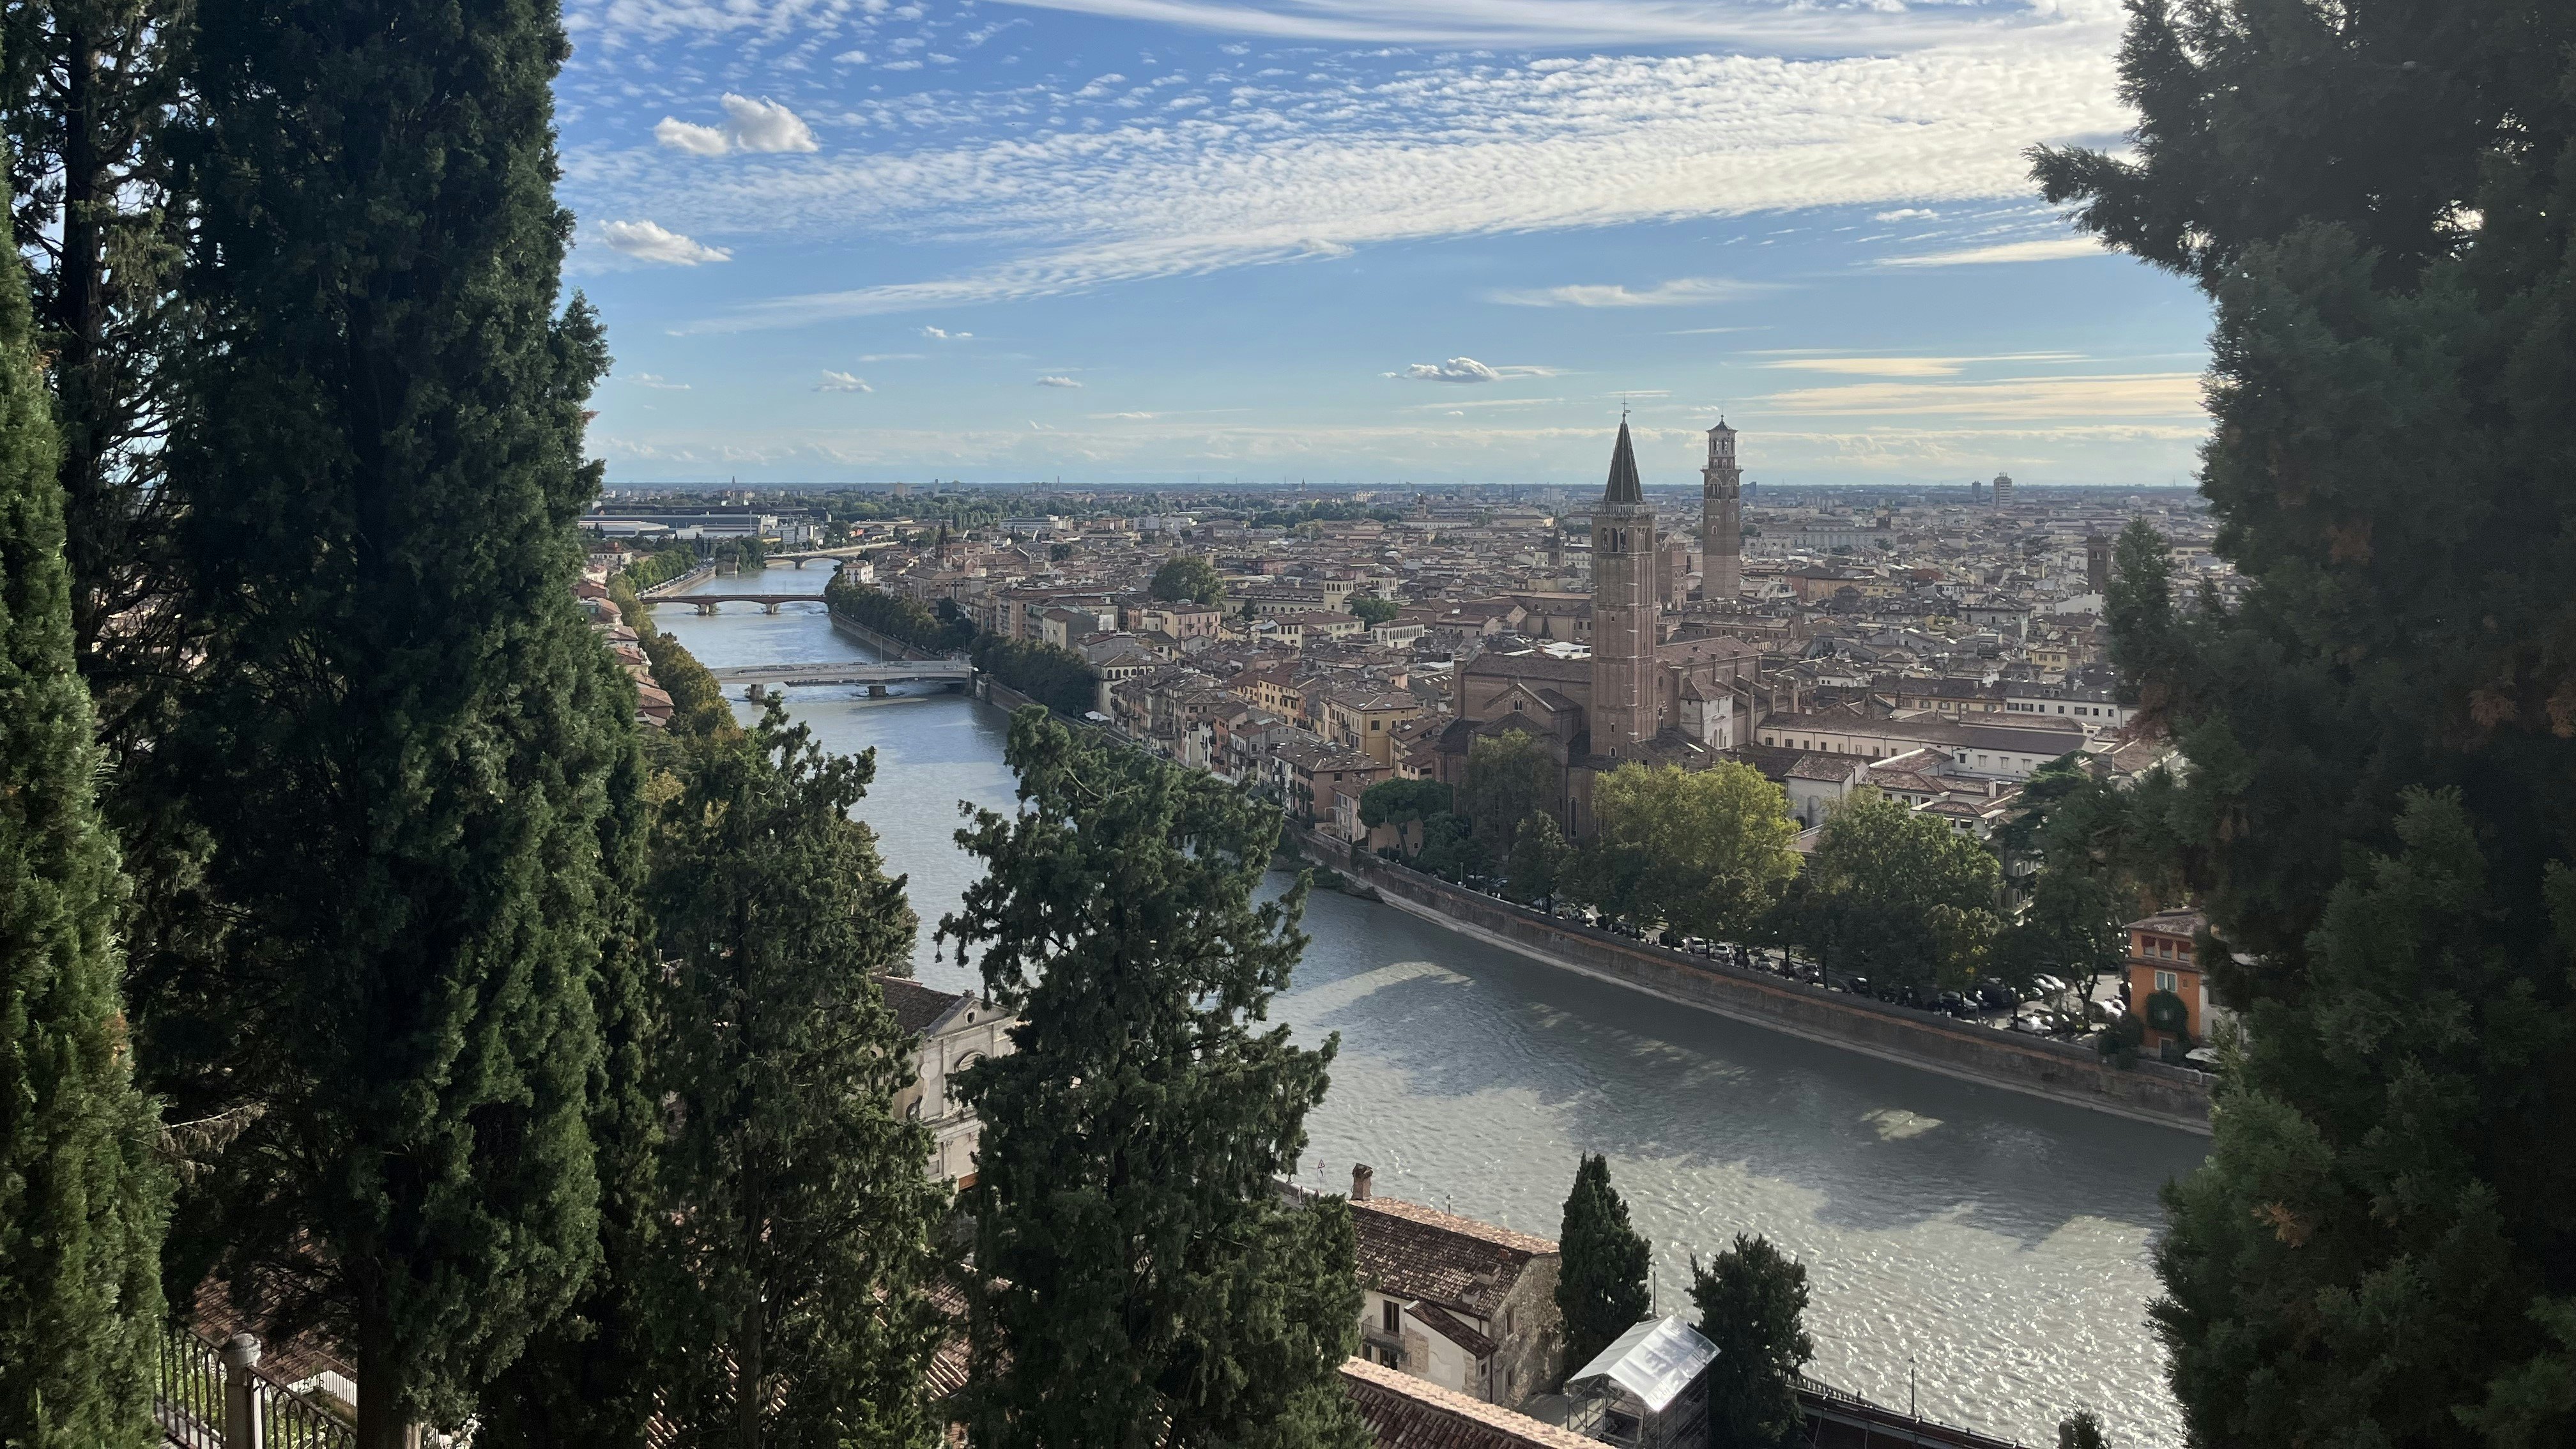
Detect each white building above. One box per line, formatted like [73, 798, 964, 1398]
[877, 976, 1016, 1186]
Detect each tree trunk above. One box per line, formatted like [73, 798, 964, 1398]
[355, 1313, 413, 1449]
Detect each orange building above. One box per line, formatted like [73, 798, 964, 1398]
[2124, 907, 2207, 1048]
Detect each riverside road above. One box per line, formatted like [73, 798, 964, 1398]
[654, 567, 2209, 1449]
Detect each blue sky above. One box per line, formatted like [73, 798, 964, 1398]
[559, 0, 2213, 488]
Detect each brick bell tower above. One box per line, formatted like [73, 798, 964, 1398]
[1590, 418, 1659, 758]
[1701, 418, 1742, 604]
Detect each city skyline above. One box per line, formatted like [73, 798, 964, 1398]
[560, 0, 2215, 487]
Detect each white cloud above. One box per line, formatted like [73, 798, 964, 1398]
[652, 94, 820, 155]
[1036, 374, 1083, 388]
[629, 372, 690, 389]
[862, 0, 2098, 49]
[919, 326, 973, 339]
[1874, 208, 1940, 222]
[1761, 353, 2085, 378]
[815, 370, 873, 392]
[652, 117, 730, 155]
[598, 220, 732, 265]
[833, 49, 870, 64]
[1878, 236, 2108, 267]
[1761, 372, 2206, 420]
[855, 351, 924, 361]
[1387, 356, 1554, 383]
[1489, 277, 1764, 308]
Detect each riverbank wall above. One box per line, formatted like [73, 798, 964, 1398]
[828, 607, 940, 661]
[1296, 829, 2212, 1134]
[977, 676, 1041, 714]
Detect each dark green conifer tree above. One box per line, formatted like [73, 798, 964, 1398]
[2040, 3, 2576, 1443]
[159, 1, 631, 1443]
[2033, 3, 2576, 1443]
[940, 708, 1368, 1449]
[1556, 1153, 1652, 1374]
[0, 169, 167, 1449]
[645, 703, 947, 1448]
[1690, 1235, 1812, 1449]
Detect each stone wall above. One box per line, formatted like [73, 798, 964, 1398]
[1310, 835, 2211, 1134]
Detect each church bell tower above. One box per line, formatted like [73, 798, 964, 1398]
[1590, 420, 1658, 758]
[1702, 419, 1742, 604]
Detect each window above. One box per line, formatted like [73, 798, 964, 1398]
[1383, 1301, 1401, 1334]
[2154, 969, 2178, 994]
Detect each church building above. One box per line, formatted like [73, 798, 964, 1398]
[1438, 420, 1767, 835]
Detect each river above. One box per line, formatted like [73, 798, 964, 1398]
[649, 564, 2208, 1449]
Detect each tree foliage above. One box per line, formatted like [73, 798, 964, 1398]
[645, 705, 947, 1449]
[641, 630, 740, 742]
[970, 632, 1101, 717]
[2034, 2, 2576, 1442]
[1555, 1154, 1651, 1376]
[1690, 1234, 1812, 1449]
[1459, 730, 1553, 859]
[1346, 594, 1400, 627]
[1505, 812, 1570, 907]
[938, 710, 1365, 1449]
[155, 2, 634, 1439]
[1567, 763, 1798, 940]
[1777, 790, 1998, 987]
[0, 175, 166, 1449]
[1147, 554, 1223, 606]
[825, 576, 974, 654]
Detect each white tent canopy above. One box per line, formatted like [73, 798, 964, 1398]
[1567, 1315, 1719, 1414]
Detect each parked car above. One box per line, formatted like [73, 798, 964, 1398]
[2183, 1046, 2220, 1070]
[1846, 976, 1871, 998]
[2009, 1014, 2052, 1035]
[2030, 974, 2069, 998]
[1975, 981, 2018, 1010]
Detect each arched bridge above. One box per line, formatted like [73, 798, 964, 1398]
[646, 594, 830, 615]
[709, 659, 972, 690]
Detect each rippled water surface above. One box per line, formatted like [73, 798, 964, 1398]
[652, 567, 2209, 1448]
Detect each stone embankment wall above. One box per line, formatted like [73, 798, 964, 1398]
[1305, 834, 2212, 1134]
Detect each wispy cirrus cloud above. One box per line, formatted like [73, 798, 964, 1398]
[1489, 277, 1767, 308]
[1761, 372, 2204, 420]
[1877, 236, 2107, 267]
[1760, 352, 2085, 378]
[1036, 374, 1083, 387]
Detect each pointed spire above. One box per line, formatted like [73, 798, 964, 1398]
[1604, 419, 1644, 504]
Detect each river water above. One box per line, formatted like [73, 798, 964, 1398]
[651, 566, 2207, 1449]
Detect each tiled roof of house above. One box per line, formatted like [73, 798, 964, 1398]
[1406, 1298, 1498, 1359]
[1351, 1197, 1555, 1315]
[876, 975, 967, 1036]
[1339, 1358, 1597, 1449]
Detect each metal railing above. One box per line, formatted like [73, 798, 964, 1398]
[157, 1325, 354, 1449]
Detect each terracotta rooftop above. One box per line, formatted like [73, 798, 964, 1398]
[1340, 1357, 1597, 1449]
[1351, 1196, 1556, 1315]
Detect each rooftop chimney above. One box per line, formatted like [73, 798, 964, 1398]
[1353, 1163, 1375, 1201]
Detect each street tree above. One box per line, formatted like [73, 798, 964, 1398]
[939, 709, 1368, 1449]
[1786, 790, 1998, 986]
[2034, 1, 2576, 1441]
[0, 184, 167, 1449]
[1556, 1154, 1652, 1374]
[1690, 1234, 1813, 1449]
[1459, 730, 1553, 859]
[1148, 553, 1223, 605]
[1358, 778, 1451, 859]
[1581, 763, 1800, 941]
[158, 2, 637, 1441]
[1506, 813, 1571, 907]
[647, 706, 948, 1448]
[1346, 594, 1400, 627]
[2057, 1411, 2108, 1449]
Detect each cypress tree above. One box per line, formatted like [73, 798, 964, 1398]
[2033, 3, 2576, 1443]
[1690, 1235, 1812, 1449]
[1556, 1153, 1652, 1374]
[160, 1, 628, 1442]
[939, 707, 1368, 1449]
[0, 193, 167, 1449]
[645, 705, 947, 1448]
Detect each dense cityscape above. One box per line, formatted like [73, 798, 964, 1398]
[4, 4, 2572, 1449]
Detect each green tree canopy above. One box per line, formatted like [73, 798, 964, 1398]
[1358, 777, 1450, 830]
[969, 633, 1100, 717]
[2057, 1411, 2108, 1449]
[1459, 730, 1554, 859]
[1505, 812, 1571, 907]
[1555, 1154, 1651, 1375]
[2034, 1, 2576, 1441]
[1147, 553, 1223, 606]
[1347, 594, 1400, 627]
[1690, 1234, 1813, 1449]
[645, 705, 947, 1448]
[1571, 762, 1798, 940]
[1781, 789, 1998, 986]
[939, 710, 1366, 1449]
[0, 179, 167, 1449]
[640, 631, 741, 742]
[155, 2, 637, 1440]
